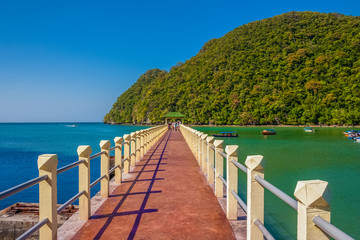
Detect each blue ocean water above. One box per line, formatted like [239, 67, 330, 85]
[0, 123, 148, 210]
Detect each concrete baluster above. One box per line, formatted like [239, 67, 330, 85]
[214, 140, 224, 198]
[140, 130, 145, 159]
[150, 129, 154, 148]
[144, 130, 148, 154]
[294, 180, 330, 240]
[245, 155, 264, 240]
[192, 130, 197, 156]
[147, 129, 151, 150]
[197, 132, 203, 166]
[206, 136, 215, 183]
[226, 145, 239, 220]
[130, 132, 136, 167]
[201, 134, 208, 174]
[192, 131, 198, 158]
[38, 154, 58, 240]
[77, 146, 92, 220]
[123, 134, 131, 174]
[147, 129, 150, 152]
[114, 137, 123, 184]
[135, 131, 141, 163]
[192, 130, 196, 155]
[100, 140, 110, 198]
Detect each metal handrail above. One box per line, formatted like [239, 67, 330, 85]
[109, 146, 117, 151]
[110, 164, 120, 174]
[254, 175, 297, 210]
[218, 150, 227, 158]
[231, 190, 247, 213]
[122, 157, 129, 164]
[254, 218, 275, 240]
[16, 218, 49, 240]
[210, 145, 215, 151]
[90, 174, 106, 189]
[90, 151, 106, 160]
[0, 175, 48, 201]
[210, 164, 215, 172]
[57, 160, 85, 174]
[57, 190, 85, 213]
[218, 174, 227, 187]
[313, 215, 355, 240]
[231, 160, 247, 174]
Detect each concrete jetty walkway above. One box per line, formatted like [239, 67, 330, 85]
[71, 130, 236, 239]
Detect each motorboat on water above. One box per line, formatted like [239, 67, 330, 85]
[262, 129, 276, 135]
[343, 130, 359, 136]
[304, 127, 315, 132]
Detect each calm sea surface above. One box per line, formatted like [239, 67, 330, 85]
[194, 126, 360, 239]
[0, 123, 148, 211]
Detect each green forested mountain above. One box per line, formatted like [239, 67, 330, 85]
[104, 11, 360, 125]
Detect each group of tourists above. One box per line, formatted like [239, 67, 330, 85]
[168, 121, 181, 131]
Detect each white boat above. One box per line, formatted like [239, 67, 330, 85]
[304, 127, 314, 132]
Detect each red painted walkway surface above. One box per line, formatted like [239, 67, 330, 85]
[72, 130, 236, 240]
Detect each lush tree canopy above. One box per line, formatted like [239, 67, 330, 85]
[104, 11, 360, 125]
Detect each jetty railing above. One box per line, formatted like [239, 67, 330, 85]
[0, 125, 167, 240]
[180, 125, 355, 240]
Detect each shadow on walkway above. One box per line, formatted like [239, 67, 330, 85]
[71, 130, 236, 240]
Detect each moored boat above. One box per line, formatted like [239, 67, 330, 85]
[262, 129, 276, 135]
[343, 130, 359, 136]
[304, 127, 314, 132]
[213, 132, 238, 137]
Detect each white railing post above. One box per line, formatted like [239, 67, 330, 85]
[206, 136, 215, 183]
[114, 137, 123, 184]
[201, 134, 208, 174]
[190, 129, 194, 153]
[294, 180, 330, 240]
[135, 131, 141, 163]
[192, 130, 197, 156]
[214, 140, 224, 198]
[144, 130, 148, 154]
[226, 145, 238, 220]
[123, 134, 131, 174]
[130, 132, 136, 167]
[38, 154, 58, 240]
[140, 130, 144, 159]
[77, 145, 92, 220]
[100, 140, 110, 198]
[245, 155, 264, 240]
[197, 132, 203, 166]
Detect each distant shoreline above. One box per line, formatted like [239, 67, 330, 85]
[104, 122, 360, 128]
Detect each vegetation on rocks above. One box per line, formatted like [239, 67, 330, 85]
[104, 11, 360, 125]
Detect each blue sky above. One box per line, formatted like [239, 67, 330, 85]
[0, 0, 359, 122]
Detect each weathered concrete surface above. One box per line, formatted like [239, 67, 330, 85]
[0, 203, 77, 240]
[70, 130, 237, 240]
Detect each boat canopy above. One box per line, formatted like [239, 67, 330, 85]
[265, 129, 275, 131]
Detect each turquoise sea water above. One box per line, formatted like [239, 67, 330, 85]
[194, 126, 360, 239]
[0, 123, 148, 211]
